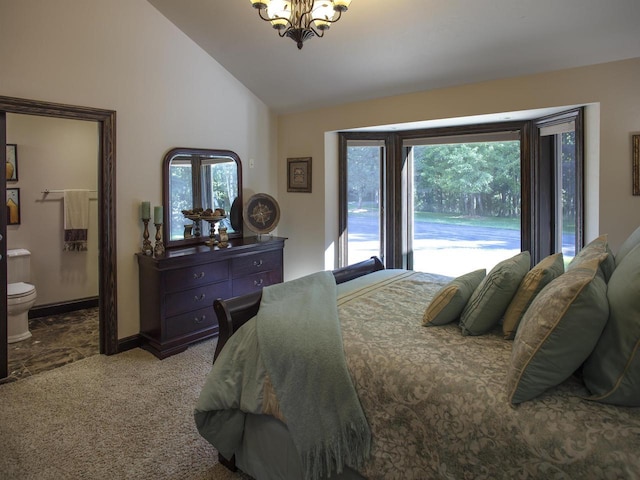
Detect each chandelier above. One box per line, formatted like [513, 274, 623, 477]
[250, 0, 352, 50]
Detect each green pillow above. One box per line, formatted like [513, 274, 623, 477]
[505, 255, 609, 404]
[422, 269, 486, 326]
[503, 253, 564, 340]
[583, 243, 640, 406]
[459, 251, 531, 336]
[615, 225, 640, 267]
[568, 234, 615, 282]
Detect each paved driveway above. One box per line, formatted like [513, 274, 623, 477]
[347, 215, 574, 276]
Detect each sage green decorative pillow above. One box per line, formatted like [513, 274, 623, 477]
[505, 255, 609, 404]
[615, 225, 640, 267]
[422, 269, 486, 326]
[459, 251, 531, 336]
[568, 234, 616, 282]
[502, 253, 564, 340]
[583, 243, 640, 406]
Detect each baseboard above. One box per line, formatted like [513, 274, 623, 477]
[29, 296, 99, 319]
[118, 334, 142, 353]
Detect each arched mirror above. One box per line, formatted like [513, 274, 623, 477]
[163, 148, 243, 248]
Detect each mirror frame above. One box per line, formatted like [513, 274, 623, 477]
[162, 147, 243, 248]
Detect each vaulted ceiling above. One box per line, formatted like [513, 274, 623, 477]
[148, 0, 640, 114]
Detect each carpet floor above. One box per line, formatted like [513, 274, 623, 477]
[0, 338, 252, 479]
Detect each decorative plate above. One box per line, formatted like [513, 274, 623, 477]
[244, 193, 280, 234]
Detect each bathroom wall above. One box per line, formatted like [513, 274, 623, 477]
[5, 114, 99, 306]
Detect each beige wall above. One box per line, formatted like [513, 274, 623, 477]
[6, 114, 99, 306]
[277, 58, 640, 279]
[0, 0, 277, 338]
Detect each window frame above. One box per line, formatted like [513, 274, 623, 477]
[534, 108, 584, 261]
[338, 132, 392, 266]
[338, 109, 584, 268]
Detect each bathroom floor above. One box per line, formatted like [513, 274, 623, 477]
[3, 307, 99, 384]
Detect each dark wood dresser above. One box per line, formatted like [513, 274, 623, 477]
[136, 236, 286, 359]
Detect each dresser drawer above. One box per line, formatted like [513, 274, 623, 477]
[231, 250, 282, 278]
[165, 306, 216, 339]
[232, 270, 283, 297]
[164, 260, 229, 292]
[165, 281, 231, 317]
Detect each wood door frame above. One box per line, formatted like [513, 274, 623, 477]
[0, 96, 117, 379]
[1, 110, 6, 378]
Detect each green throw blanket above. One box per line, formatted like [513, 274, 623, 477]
[194, 271, 370, 480]
[256, 271, 371, 480]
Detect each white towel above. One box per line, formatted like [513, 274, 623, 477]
[63, 189, 90, 251]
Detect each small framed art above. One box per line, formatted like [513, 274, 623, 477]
[7, 187, 20, 225]
[6, 144, 18, 181]
[287, 157, 312, 193]
[633, 135, 640, 195]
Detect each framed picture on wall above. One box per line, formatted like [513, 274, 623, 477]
[287, 157, 312, 193]
[6, 144, 18, 182]
[7, 187, 20, 225]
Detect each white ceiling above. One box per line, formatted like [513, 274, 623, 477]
[148, 0, 640, 115]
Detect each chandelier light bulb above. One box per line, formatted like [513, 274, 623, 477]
[332, 0, 351, 11]
[312, 2, 335, 30]
[266, 0, 291, 29]
[267, 0, 291, 18]
[250, 0, 269, 9]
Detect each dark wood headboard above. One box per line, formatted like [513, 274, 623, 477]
[212, 256, 384, 361]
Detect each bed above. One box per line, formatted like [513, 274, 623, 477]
[195, 237, 640, 479]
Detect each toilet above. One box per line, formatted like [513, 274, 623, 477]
[7, 248, 37, 343]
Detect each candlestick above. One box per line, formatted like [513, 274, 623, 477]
[219, 226, 229, 247]
[141, 219, 152, 255]
[141, 201, 151, 220]
[204, 218, 218, 247]
[154, 223, 165, 256]
[154, 205, 163, 224]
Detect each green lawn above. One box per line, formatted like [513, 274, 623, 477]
[413, 212, 520, 230]
[349, 206, 520, 230]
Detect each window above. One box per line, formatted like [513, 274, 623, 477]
[405, 133, 522, 276]
[339, 109, 583, 274]
[340, 139, 385, 265]
[558, 130, 578, 259]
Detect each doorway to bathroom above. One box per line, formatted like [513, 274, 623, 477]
[0, 96, 118, 380]
[4, 113, 100, 381]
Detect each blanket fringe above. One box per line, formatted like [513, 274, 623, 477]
[302, 420, 371, 480]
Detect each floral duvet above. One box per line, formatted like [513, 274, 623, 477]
[336, 270, 640, 479]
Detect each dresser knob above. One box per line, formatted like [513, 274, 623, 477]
[193, 272, 205, 279]
[194, 293, 206, 301]
[194, 315, 206, 324]
[253, 259, 263, 267]
[254, 278, 264, 287]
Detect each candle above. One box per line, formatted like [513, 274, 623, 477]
[141, 201, 151, 220]
[154, 206, 163, 224]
